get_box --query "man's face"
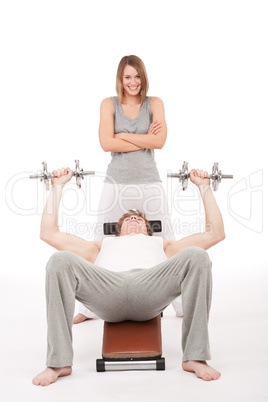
[119,215,149,236]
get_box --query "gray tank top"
[105,96,161,184]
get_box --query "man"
[33,166,225,386]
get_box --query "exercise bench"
[96,220,165,372]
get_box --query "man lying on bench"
[33,166,225,386]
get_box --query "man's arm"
[40,167,102,263]
[164,169,225,258]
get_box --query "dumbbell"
[167,162,233,191]
[29,160,95,190]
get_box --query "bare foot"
[73,313,92,324]
[32,366,72,386]
[182,360,221,381]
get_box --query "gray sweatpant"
[45,247,212,367]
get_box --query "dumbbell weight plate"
[76,176,81,188]
[211,163,220,191]
[181,161,189,191]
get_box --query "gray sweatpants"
[45,247,212,367]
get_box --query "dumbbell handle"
[167,173,184,178]
[167,173,233,179]
[206,173,233,179]
[29,170,95,179]
[53,170,95,178]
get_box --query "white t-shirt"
[94,233,167,271]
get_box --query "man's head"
[115,209,153,237]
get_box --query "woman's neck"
[122,93,142,105]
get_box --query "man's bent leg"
[45,250,128,368]
[45,251,77,367]
[125,247,212,362]
[180,248,212,362]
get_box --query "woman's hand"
[51,167,73,186]
[189,169,210,188]
[147,121,162,135]
[114,133,125,140]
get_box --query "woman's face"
[122,65,142,97]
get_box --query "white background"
[1,1,267,401]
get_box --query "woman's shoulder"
[149,96,164,106]
[101,97,115,105]
[100,97,115,112]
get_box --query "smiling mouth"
[128,86,139,90]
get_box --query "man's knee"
[180,247,212,271]
[46,250,74,275]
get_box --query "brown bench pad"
[102,315,162,359]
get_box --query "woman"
[74,55,182,323]
[95,54,175,240]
